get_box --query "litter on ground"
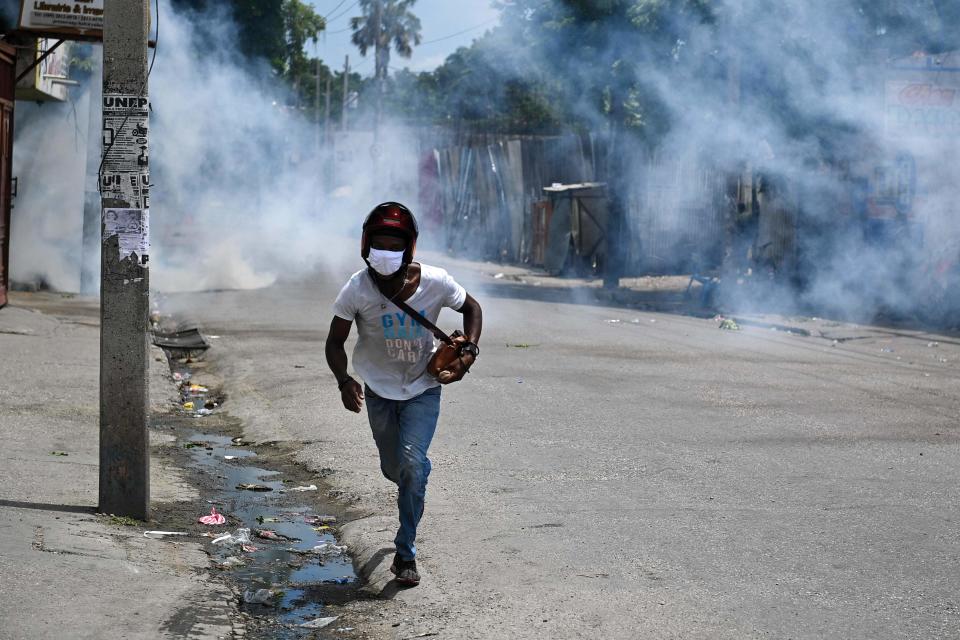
[243,588,276,605]
[255,529,300,542]
[300,616,339,629]
[198,507,226,526]
[719,318,740,331]
[219,556,246,568]
[211,528,252,546]
[280,484,317,493]
[143,531,188,539]
[237,483,273,492]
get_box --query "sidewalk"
[385,252,698,313]
[0,293,235,640]
[430,255,960,341]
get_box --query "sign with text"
[18,0,104,38]
[885,53,960,140]
[885,80,960,139]
[101,94,149,208]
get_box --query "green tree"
[282,0,326,82]
[171,0,287,73]
[424,31,565,133]
[350,0,422,126]
[233,0,287,72]
[170,0,324,90]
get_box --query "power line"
[322,0,348,19]
[419,17,498,45]
[326,0,360,24]
[323,9,500,73]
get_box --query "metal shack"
[540,182,608,276]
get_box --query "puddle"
[181,432,357,635]
[158,342,361,638]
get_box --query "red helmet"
[361,202,419,264]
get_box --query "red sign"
[897,84,956,107]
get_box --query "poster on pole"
[101,94,150,209]
[18,0,104,39]
[103,208,149,263]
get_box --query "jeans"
[365,384,441,560]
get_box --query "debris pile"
[718,317,740,331]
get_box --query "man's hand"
[326,317,362,412]
[443,292,481,386]
[340,379,364,412]
[437,353,475,385]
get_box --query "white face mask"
[367,247,405,276]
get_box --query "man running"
[325,202,483,587]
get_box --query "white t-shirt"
[332,264,467,401]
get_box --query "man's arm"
[325,316,364,412]
[438,293,482,384]
[459,293,483,346]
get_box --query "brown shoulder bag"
[389,296,466,378]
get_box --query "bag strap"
[374,275,455,346]
[393,297,456,347]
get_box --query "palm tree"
[350,0,422,129]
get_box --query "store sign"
[885,53,960,140]
[18,0,104,38]
[886,80,960,139]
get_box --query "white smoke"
[10,72,91,291]
[533,1,960,322]
[149,2,385,292]
[10,0,959,326]
[10,0,421,293]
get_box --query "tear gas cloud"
[147,1,419,291]
[9,0,960,325]
[441,1,958,323]
[11,0,418,293]
[547,0,959,322]
[645,1,959,322]
[11,95,90,291]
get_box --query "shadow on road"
[475,278,702,316]
[0,499,96,514]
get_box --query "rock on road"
[160,255,960,640]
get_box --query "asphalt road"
[160,254,960,640]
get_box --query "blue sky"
[306,0,502,74]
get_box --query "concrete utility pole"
[99,0,151,519]
[324,74,333,194]
[315,56,321,148]
[315,56,321,209]
[341,55,349,131]
[604,60,629,290]
[374,0,383,145]
[324,75,332,144]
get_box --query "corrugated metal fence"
[422,133,598,263]
[421,132,787,276]
[627,158,728,274]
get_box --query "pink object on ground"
[198,506,226,525]
[256,529,281,540]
